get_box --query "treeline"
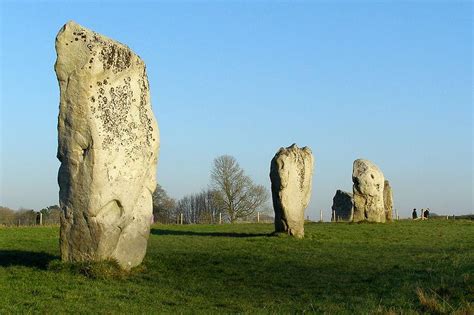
[153,187,217,224]
[153,155,271,224]
[153,186,272,224]
[428,213,474,220]
[0,205,60,226]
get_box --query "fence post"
[320,209,323,222]
[257,212,260,223]
[332,210,335,222]
[180,213,183,225]
[219,212,222,224]
[396,209,399,221]
[446,215,448,220]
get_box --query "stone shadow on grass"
[0,250,58,269]
[151,229,271,238]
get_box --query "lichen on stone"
[98,43,132,73]
[55,21,159,269]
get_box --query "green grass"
[0,220,473,314]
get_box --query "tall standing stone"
[331,190,353,221]
[352,159,385,222]
[270,144,314,238]
[55,21,159,269]
[383,180,393,222]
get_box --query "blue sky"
[0,1,472,219]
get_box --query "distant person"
[412,208,417,219]
[424,209,430,219]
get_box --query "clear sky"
[0,0,472,220]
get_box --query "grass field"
[0,220,473,314]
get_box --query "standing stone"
[270,144,314,238]
[352,159,385,222]
[331,190,353,221]
[55,21,159,269]
[383,180,393,222]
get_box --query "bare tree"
[211,155,268,223]
[152,184,176,224]
[14,208,37,226]
[175,189,219,224]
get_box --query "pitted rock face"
[55,21,159,269]
[352,159,385,222]
[383,180,393,221]
[270,144,314,238]
[331,190,353,221]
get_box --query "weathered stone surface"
[352,159,385,222]
[55,21,159,269]
[270,144,314,238]
[383,180,393,221]
[331,190,353,221]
